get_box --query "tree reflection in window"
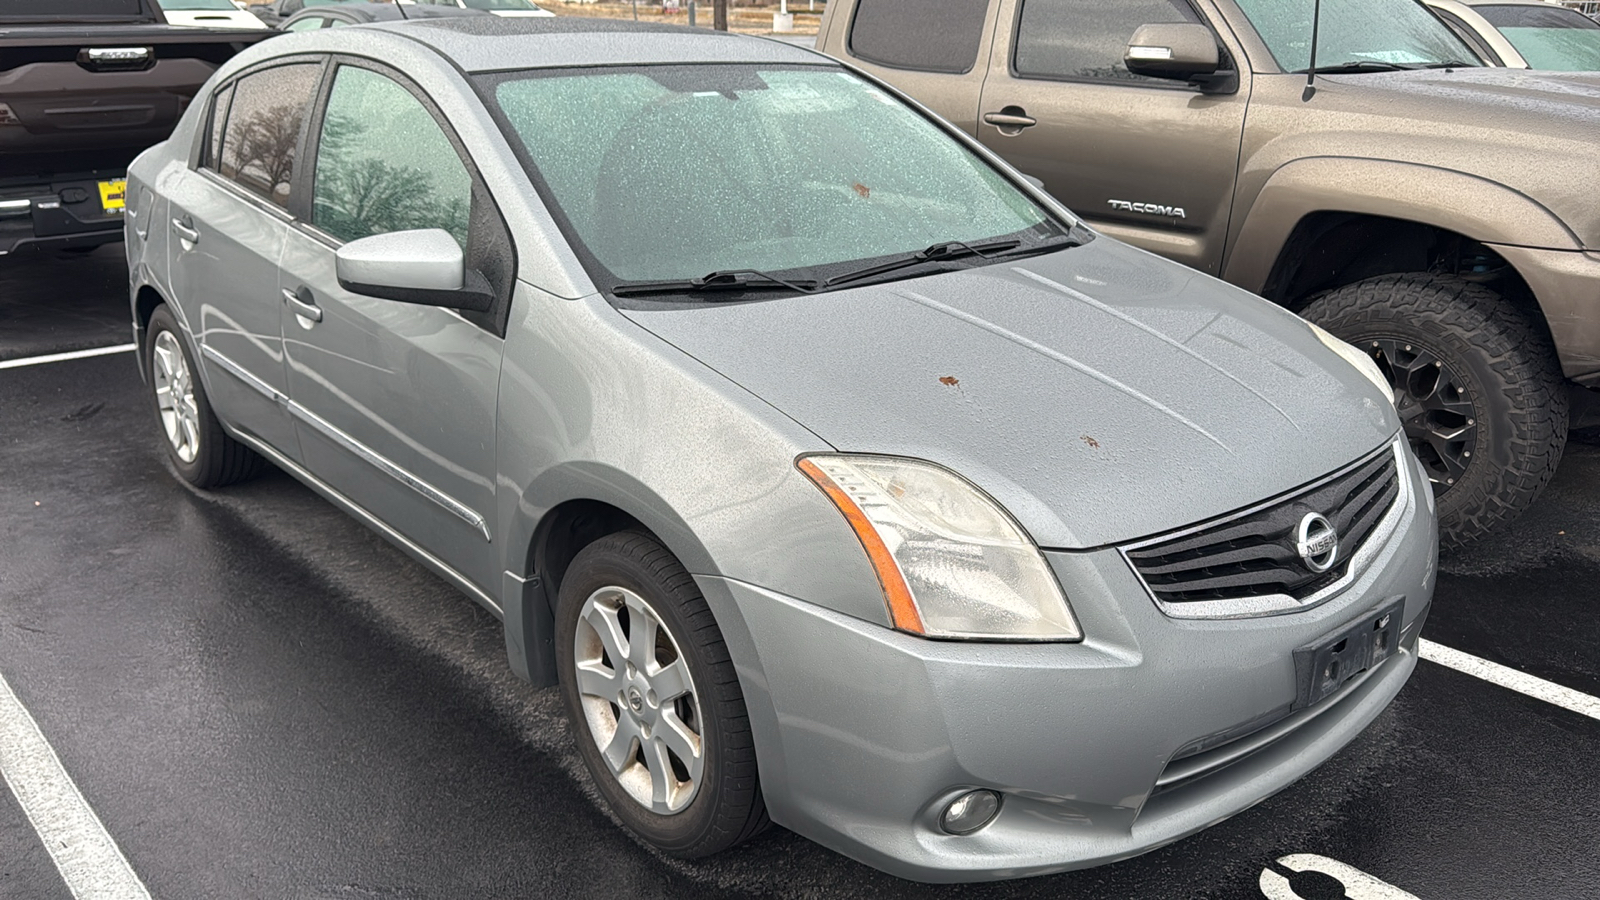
[312,67,472,248]
[217,64,320,207]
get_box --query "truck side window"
[215,63,322,209]
[849,0,989,74]
[1014,0,1201,83]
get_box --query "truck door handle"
[982,107,1038,134]
[282,287,323,323]
[171,217,200,244]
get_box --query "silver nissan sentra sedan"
[124,17,1437,882]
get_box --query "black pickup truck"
[0,0,274,256]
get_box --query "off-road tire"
[144,304,264,488]
[554,531,769,857]
[1300,273,1567,548]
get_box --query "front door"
[278,62,503,595]
[166,61,324,459]
[976,0,1249,275]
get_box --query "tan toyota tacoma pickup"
[818,0,1600,547]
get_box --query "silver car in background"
[124,18,1437,882]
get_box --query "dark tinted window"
[312,66,471,246]
[204,82,234,170]
[849,0,989,73]
[1478,5,1600,28]
[217,63,322,208]
[1014,0,1201,82]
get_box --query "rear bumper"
[697,447,1437,882]
[0,173,125,255]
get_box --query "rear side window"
[216,63,323,209]
[1014,0,1201,83]
[311,66,472,247]
[204,82,234,170]
[849,0,990,74]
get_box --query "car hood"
[621,239,1399,549]
[1323,68,1600,248]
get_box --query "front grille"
[1126,447,1399,606]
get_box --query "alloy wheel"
[152,330,201,464]
[1366,337,1477,493]
[572,585,705,815]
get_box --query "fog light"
[939,789,1001,835]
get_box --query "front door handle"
[982,107,1038,135]
[171,217,200,245]
[282,287,323,323]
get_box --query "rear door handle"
[171,217,200,244]
[282,287,323,323]
[982,108,1038,134]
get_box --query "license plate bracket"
[1293,597,1405,710]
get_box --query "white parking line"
[1421,638,1600,722]
[0,344,137,371]
[0,670,152,900]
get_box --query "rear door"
[976,0,1249,275]
[277,60,508,594]
[165,60,324,459]
[819,0,999,134]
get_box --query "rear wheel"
[555,531,768,857]
[1300,273,1568,548]
[144,304,263,488]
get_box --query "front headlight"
[798,455,1081,641]
[1308,320,1392,398]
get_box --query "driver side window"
[1014,0,1202,82]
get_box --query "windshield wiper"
[610,269,820,298]
[822,239,1023,289]
[1296,60,1414,74]
[1419,60,1475,69]
[989,232,1089,260]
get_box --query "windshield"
[1480,4,1600,70]
[481,65,1064,289]
[158,0,239,9]
[1234,0,1480,71]
[463,0,539,9]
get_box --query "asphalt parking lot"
[3,245,1598,899]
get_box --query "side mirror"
[1124,23,1222,82]
[335,228,494,313]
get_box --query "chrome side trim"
[200,344,491,543]
[228,427,502,618]
[287,398,493,543]
[1121,438,1412,620]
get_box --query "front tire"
[144,304,263,488]
[1300,273,1568,548]
[554,531,768,857]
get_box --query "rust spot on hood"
[939,376,959,387]
[1081,435,1100,449]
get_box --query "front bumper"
[698,448,1436,882]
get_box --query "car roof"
[365,15,830,73]
[1455,0,1581,6]
[282,2,485,24]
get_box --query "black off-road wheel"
[554,531,769,857]
[1300,273,1568,548]
[144,304,263,488]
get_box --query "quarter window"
[311,66,472,247]
[1014,0,1202,83]
[849,0,990,74]
[216,63,322,208]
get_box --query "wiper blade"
[822,239,1022,289]
[610,269,819,298]
[1296,60,1412,74]
[1419,60,1475,69]
[989,233,1089,260]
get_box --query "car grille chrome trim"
[200,343,492,543]
[1121,438,1410,620]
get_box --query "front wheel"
[554,531,768,857]
[1300,273,1568,548]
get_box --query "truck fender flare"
[1222,156,1582,293]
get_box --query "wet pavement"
[2,245,1598,899]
